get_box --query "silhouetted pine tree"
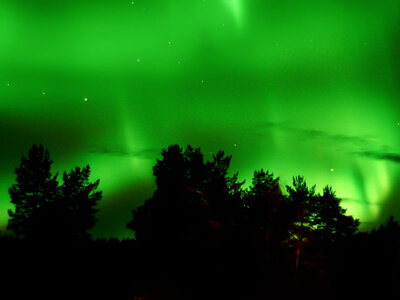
[8,144,59,239]
[127,144,246,298]
[244,169,290,263]
[311,186,359,244]
[7,145,101,242]
[127,144,244,244]
[56,165,101,241]
[286,176,316,272]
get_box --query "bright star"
[84,98,88,101]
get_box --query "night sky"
[1,0,400,238]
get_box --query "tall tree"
[8,144,59,238]
[57,165,102,241]
[128,145,206,243]
[127,145,247,298]
[286,176,316,272]
[127,145,244,244]
[244,169,289,262]
[8,145,102,242]
[311,186,359,243]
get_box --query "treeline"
[1,144,399,299]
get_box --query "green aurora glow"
[1,0,400,238]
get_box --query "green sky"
[1,0,400,238]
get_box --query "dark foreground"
[1,236,399,300]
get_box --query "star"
[233,143,237,147]
[42,92,46,95]
[330,168,334,172]
[177,61,181,64]
[201,80,204,84]
[137,59,140,62]
[84,98,88,102]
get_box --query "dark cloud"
[89,147,159,159]
[261,121,400,163]
[262,121,400,164]
[355,151,400,163]
[262,121,374,147]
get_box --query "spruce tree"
[8,144,59,238]
[8,145,102,242]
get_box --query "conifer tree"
[8,145,102,242]
[8,144,59,238]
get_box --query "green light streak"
[224,0,242,26]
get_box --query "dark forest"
[1,144,399,299]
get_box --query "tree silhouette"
[7,145,101,242]
[8,144,59,239]
[244,169,290,263]
[6,143,400,299]
[53,165,101,241]
[286,176,316,272]
[128,145,207,244]
[239,170,294,297]
[127,145,247,297]
[311,186,359,244]
[127,144,244,244]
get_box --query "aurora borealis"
[1,0,400,238]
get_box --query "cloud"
[89,147,159,159]
[355,151,400,163]
[262,121,374,147]
[262,121,400,164]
